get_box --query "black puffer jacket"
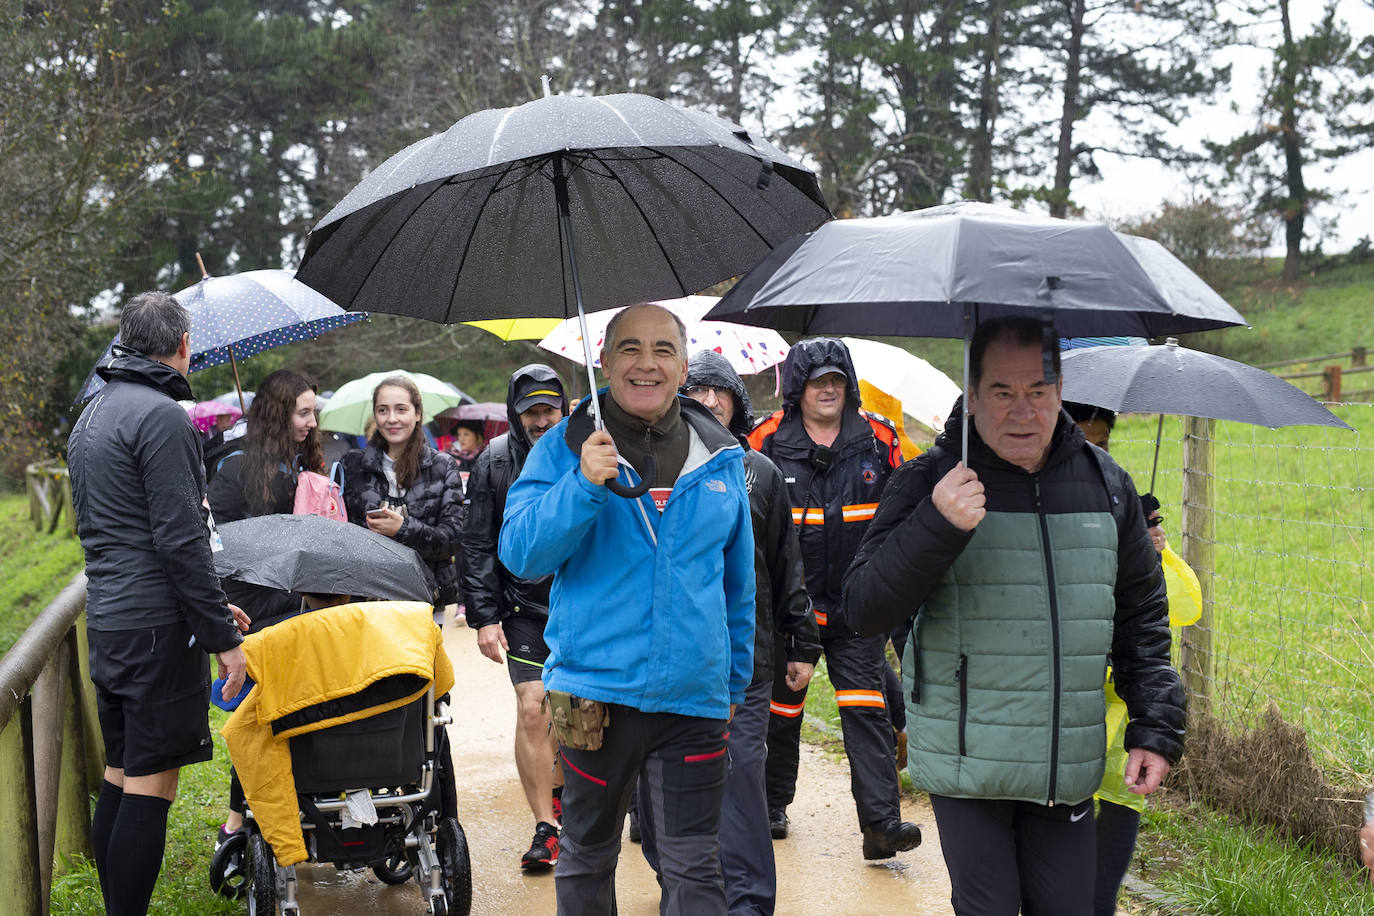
[462,365,569,629]
[842,401,1186,765]
[340,443,464,606]
[686,350,820,684]
[748,338,902,631]
[67,349,241,652]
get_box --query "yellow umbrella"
[463,318,563,341]
[859,380,923,462]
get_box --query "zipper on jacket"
[956,653,969,757]
[1034,477,1063,804]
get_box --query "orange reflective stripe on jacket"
[790,503,877,525]
[835,689,886,709]
[813,609,828,627]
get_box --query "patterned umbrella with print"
[76,259,368,408]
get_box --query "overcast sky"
[1074,0,1374,252]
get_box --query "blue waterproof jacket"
[498,392,755,719]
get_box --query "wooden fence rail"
[0,574,101,916]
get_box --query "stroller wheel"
[247,832,278,916]
[372,849,414,885]
[437,817,472,916]
[209,831,248,899]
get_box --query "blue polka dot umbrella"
[76,267,368,407]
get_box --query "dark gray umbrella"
[295,92,829,325]
[705,202,1245,337]
[214,514,436,603]
[1062,338,1353,492]
[705,201,1249,459]
[1061,339,1352,430]
[296,90,830,497]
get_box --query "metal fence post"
[0,699,45,916]
[1180,416,1216,715]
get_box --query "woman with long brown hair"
[340,375,464,624]
[206,368,322,861]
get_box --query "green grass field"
[1108,405,1373,779]
[0,491,85,655]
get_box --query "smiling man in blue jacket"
[499,303,755,916]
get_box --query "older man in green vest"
[842,316,1185,916]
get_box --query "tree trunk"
[1278,0,1305,282]
[1051,0,1086,218]
[966,0,1004,202]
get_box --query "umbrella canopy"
[76,269,368,404]
[538,296,790,375]
[213,390,255,409]
[317,369,471,435]
[214,514,436,603]
[295,92,830,323]
[187,400,242,434]
[1061,339,1353,430]
[1060,336,1148,350]
[705,202,1247,338]
[839,337,962,433]
[463,318,564,341]
[434,402,510,442]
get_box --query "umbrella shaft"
[554,154,603,431]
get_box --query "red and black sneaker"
[521,821,560,870]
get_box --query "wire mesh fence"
[1109,403,1372,788]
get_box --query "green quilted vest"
[903,508,1118,805]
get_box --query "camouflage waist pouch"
[545,691,610,751]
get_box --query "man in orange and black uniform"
[749,337,922,860]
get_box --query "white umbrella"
[317,370,469,435]
[538,296,789,376]
[841,337,962,433]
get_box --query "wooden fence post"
[0,700,45,916]
[1180,416,1216,715]
[55,627,94,875]
[1353,346,1367,367]
[30,647,67,902]
[1323,365,1342,402]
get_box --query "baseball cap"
[514,384,564,414]
[807,363,847,381]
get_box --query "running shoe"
[521,821,560,870]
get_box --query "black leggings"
[1093,800,1141,916]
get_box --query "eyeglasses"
[805,374,845,390]
[683,385,731,400]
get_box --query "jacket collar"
[359,441,435,472]
[96,347,194,402]
[565,390,738,457]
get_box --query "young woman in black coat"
[206,369,322,847]
[340,375,464,625]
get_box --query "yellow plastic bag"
[1162,543,1202,627]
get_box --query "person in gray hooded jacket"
[636,350,820,915]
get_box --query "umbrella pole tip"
[541,74,552,98]
[195,252,209,280]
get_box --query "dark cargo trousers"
[641,677,775,915]
[556,704,730,916]
[764,629,900,828]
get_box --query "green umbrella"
[317,369,469,435]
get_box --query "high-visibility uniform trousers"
[764,629,900,828]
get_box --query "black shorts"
[503,613,550,686]
[90,620,214,777]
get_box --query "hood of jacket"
[684,350,753,439]
[506,363,569,456]
[935,395,1086,476]
[96,345,194,402]
[779,337,861,413]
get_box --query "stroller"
[212,599,471,916]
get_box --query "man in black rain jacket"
[68,291,248,916]
[748,337,922,860]
[462,364,570,870]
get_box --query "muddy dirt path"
[293,621,954,915]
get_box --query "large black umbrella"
[1061,337,1353,491]
[295,90,830,496]
[705,201,1249,459]
[214,514,436,603]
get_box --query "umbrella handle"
[606,430,654,498]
